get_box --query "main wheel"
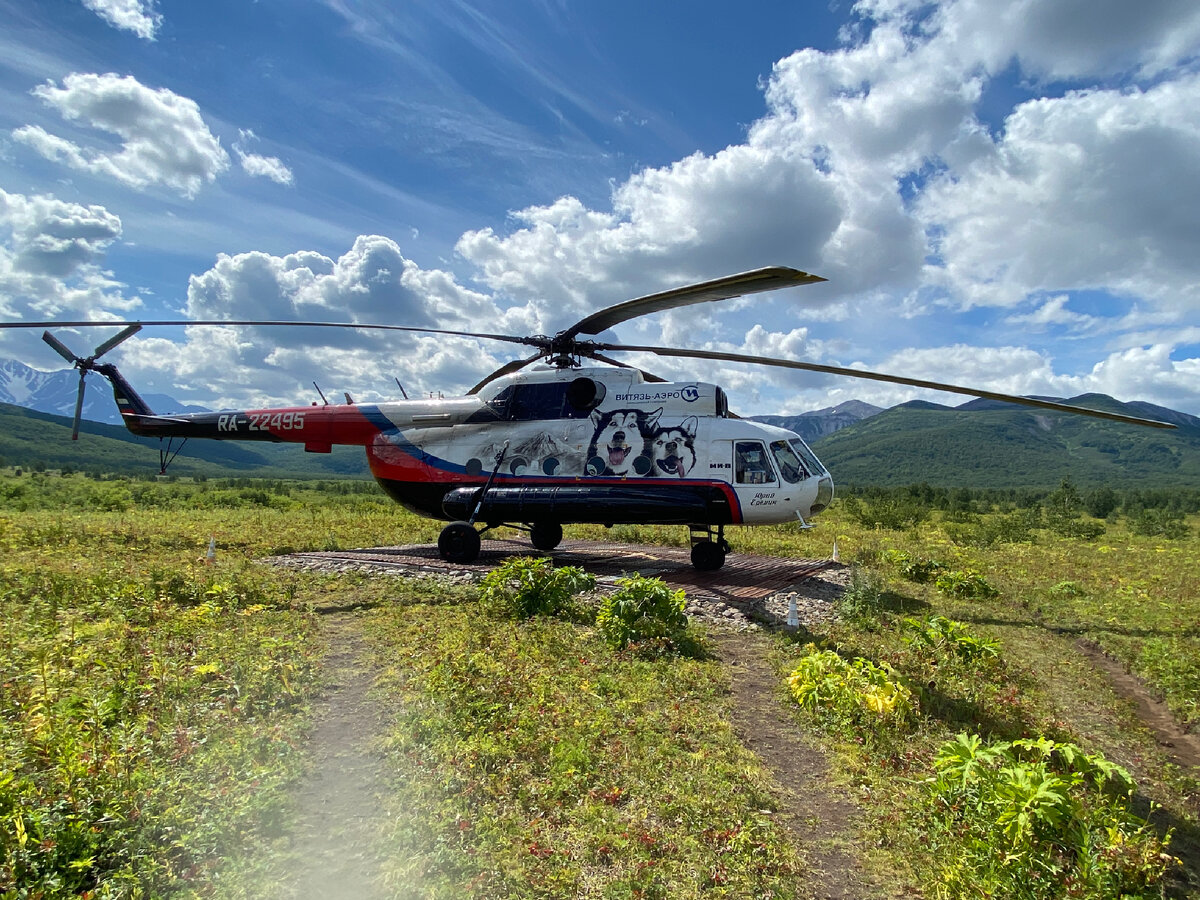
[690,539,726,571]
[438,521,481,564]
[529,522,563,552]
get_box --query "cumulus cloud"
[920,76,1200,310]
[444,0,1200,415]
[0,189,139,329]
[80,0,161,40]
[111,236,508,407]
[13,73,229,198]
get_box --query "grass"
[2,469,1199,898]
[366,600,805,898]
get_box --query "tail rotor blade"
[92,323,142,359]
[43,331,79,364]
[71,371,87,441]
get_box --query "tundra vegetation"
[0,469,1196,898]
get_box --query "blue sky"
[1,0,1198,417]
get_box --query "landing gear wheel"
[529,522,563,552]
[438,521,481,564]
[690,539,726,571]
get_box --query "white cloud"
[931,0,1200,80]
[1004,295,1101,333]
[13,73,229,198]
[0,189,139,333]
[113,237,509,407]
[232,129,295,186]
[920,76,1200,310]
[236,151,295,185]
[80,0,161,40]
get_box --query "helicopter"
[5,266,1175,570]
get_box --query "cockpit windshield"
[770,440,809,483]
[788,438,826,477]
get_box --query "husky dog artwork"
[585,408,661,476]
[649,417,698,477]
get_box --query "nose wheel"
[438,521,481,564]
[529,522,563,552]
[689,524,730,571]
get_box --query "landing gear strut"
[438,441,507,564]
[689,524,730,571]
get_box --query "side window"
[735,441,776,484]
[501,382,598,421]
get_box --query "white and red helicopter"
[6,267,1173,570]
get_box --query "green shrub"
[884,549,945,583]
[902,615,1001,662]
[1048,580,1087,600]
[934,568,998,599]
[1130,508,1191,540]
[479,557,595,619]
[843,494,930,530]
[928,733,1177,899]
[595,574,688,650]
[786,646,916,732]
[945,508,1040,547]
[836,566,887,619]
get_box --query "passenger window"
[735,441,776,484]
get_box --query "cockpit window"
[770,440,809,483]
[788,438,827,476]
[735,441,776,484]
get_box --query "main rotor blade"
[6,319,536,347]
[596,343,1177,430]
[71,371,87,441]
[42,330,79,364]
[587,351,669,384]
[562,266,825,339]
[92,323,143,358]
[468,351,546,395]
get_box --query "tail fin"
[94,362,155,418]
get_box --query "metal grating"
[288,539,836,606]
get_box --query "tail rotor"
[41,324,143,440]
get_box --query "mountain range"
[804,394,1200,489]
[0,358,209,425]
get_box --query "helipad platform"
[283,539,837,606]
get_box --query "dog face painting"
[585,408,661,476]
[649,417,698,477]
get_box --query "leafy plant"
[479,556,596,619]
[902,615,1001,662]
[786,646,916,732]
[884,549,945,582]
[934,568,998,600]
[595,574,688,651]
[928,733,1177,899]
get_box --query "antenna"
[313,381,329,405]
[344,391,356,405]
[395,377,409,400]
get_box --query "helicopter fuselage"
[111,364,834,530]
